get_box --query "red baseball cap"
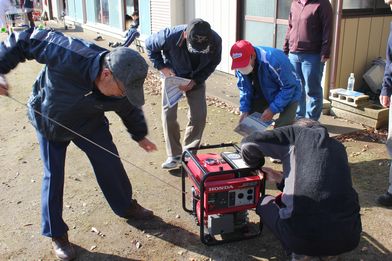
[230,40,255,70]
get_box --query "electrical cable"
[6,94,187,194]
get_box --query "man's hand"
[179,80,196,92]
[380,95,390,108]
[261,108,274,122]
[0,75,9,96]
[321,56,329,63]
[261,167,283,183]
[239,112,249,123]
[160,67,175,78]
[138,138,158,152]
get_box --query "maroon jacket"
[283,0,333,58]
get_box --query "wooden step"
[330,106,388,129]
[331,101,388,120]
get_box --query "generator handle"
[192,143,237,150]
[181,162,193,213]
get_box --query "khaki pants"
[162,83,207,157]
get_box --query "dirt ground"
[0,29,392,261]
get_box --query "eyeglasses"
[112,74,126,97]
[106,55,126,97]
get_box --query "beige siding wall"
[337,16,391,90]
[186,0,237,73]
[150,0,171,33]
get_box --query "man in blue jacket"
[230,40,301,127]
[378,0,392,207]
[145,18,222,169]
[0,28,157,260]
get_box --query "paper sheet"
[234,112,272,136]
[162,76,191,109]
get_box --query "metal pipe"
[328,0,343,96]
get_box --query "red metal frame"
[181,143,265,245]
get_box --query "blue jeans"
[37,118,133,237]
[387,97,392,194]
[289,53,325,120]
[123,28,140,47]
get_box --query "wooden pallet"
[329,88,369,107]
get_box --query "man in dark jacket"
[378,0,392,207]
[241,118,361,260]
[0,28,157,260]
[145,18,222,169]
[284,0,333,121]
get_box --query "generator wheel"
[204,234,215,243]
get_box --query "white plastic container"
[347,73,355,92]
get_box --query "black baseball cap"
[186,18,212,51]
[106,47,148,107]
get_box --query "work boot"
[51,233,76,261]
[161,155,181,169]
[124,199,154,220]
[377,192,392,207]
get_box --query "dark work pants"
[37,119,133,237]
[256,195,293,255]
[122,28,140,47]
[257,195,359,257]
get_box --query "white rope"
[6,95,186,194]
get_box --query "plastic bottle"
[347,73,355,92]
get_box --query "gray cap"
[106,47,148,107]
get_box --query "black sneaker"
[111,42,122,48]
[377,192,392,207]
[93,34,103,41]
[124,199,154,220]
[52,233,76,260]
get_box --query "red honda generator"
[181,143,265,245]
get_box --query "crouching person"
[241,118,362,261]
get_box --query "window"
[343,0,391,16]
[95,0,109,25]
[126,0,139,15]
[241,0,290,49]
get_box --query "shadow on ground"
[350,232,392,261]
[127,214,286,260]
[350,158,391,207]
[323,123,363,137]
[72,244,138,261]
